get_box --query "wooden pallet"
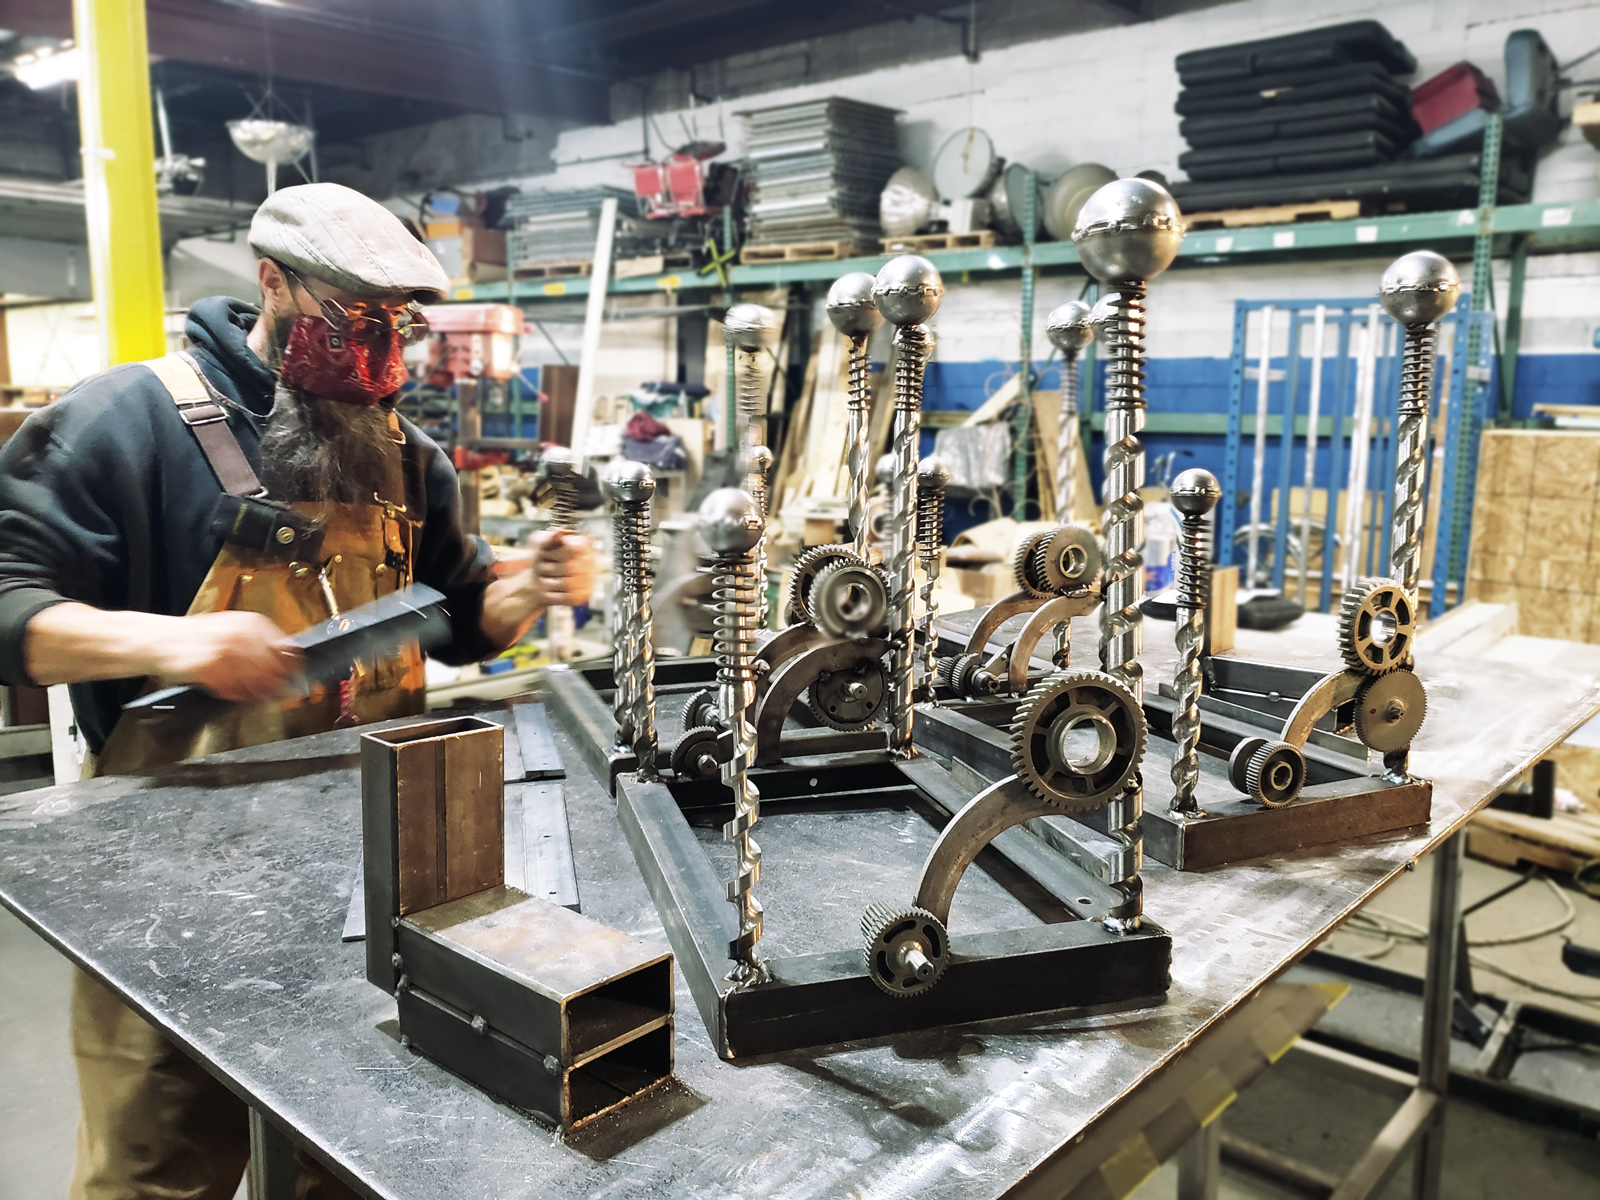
[739,240,875,265]
[1183,200,1361,231]
[614,252,696,279]
[1468,807,1600,875]
[511,260,592,280]
[881,229,997,253]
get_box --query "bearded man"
[0,183,596,1198]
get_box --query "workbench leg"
[1176,1119,1220,1200]
[1413,832,1463,1200]
[247,1107,297,1200]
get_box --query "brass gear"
[809,560,890,641]
[1354,670,1427,753]
[670,725,722,780]
[807,659,888,730]
[783,544,861,626]
[681,687,718,732]
[861,902,949,998]
[1244,741,1306,808]
[1012,531,1055,598]
[1010,668,1146,812]
[1339,579,1416,675]
[1034,523,1104,592]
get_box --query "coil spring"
[1175,518,1210,611]
[893,324,932,409]
[615,504,652,596]
[748,471,768,516]
[916,486,944,565]
[1102,289,1148,405]
[1397,324,1437,416]
[549,485,576,533]
[737,347,764,423]
[712,557,762,689]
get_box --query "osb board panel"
[1467,429,1600,643]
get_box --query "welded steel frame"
[612,752,1170,1060]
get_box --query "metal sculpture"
[603,460,659,780]
[1166,468,1220,818]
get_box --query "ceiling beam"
[542,0,774,47]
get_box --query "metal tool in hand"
[724,304,778,628]
[536,445,581,662]
[700,488,770,984]
[1167,469,1220,817]
[872,255,943,756]
[916,456,950,704]
[603,460,659,780]
[123,584,450,723]
[1044,300,1093,525]
[1075,177,1184,928]
[826,272,884,561]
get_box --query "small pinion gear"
[784,544,861,626]
[1034,523,1104,592]
[670,725,722,780]
[1339,579,1416,675]
[1012,531,1056,598]
[861,901,950,998]
[938,651,990,699]
[1244,740,1306,808]
[1010,668,1146,812]
[1354,670,1427,753]
[681,687,718,732]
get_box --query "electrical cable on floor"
[1334,876,1600,1007]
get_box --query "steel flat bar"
[1326,1088,1438,1200]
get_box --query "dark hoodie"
[0,296,496,752]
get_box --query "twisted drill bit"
[603,461,659,778]
[827,272,884,562]
[699,488,769,983]
[536,446,581,663]
[872,255,944,757]
[916,456,950,703]
[1167,469,1221,817]
[1075,177,1184,929]
[724,305,777,628]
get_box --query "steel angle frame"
[613,753,1170,1060]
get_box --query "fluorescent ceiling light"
[13,43,81,90]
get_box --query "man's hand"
[479,531,599,650]
[155,611,303,701]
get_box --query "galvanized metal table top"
[0,616,1594,1200]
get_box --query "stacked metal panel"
[740,98,899,247]
[504,187,642,269]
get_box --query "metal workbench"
[0,615,1594,1200]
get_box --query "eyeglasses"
[280,263,431,344]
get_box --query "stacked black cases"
[1166,21,1521,215]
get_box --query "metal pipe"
[699,488,768,983]
[1168,469,1220,817]
[1299,306,1327,604]
[602,461,659,779]
[872,256,944,757]
[826,273,883,562]
[1074,177,1184,928]
[1413,832,1464,1199]
[1248,305,1273,588]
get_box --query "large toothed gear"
[861,902,950,998]
[1244,740,1306,808]
[1010,668,1146,812]
[809,560,890,641]
[1339,579,1416,675]
[1035,523,1103,592]
[1013,531,1056,598]
[1354,670,1427,753]
[670,725,722,781]
[808,659,888,730]
[784,544,862,626]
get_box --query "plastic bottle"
[1142,497,1179,593]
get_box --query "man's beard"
[258,382,398,504]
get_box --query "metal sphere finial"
[697,487,763,553]
[744,443,774,474]
[1088,294,1119,344]
[872,255,944,326]
[601,458,655,504]
[1169,468,1221,518]
[1379,251,1461,326]
[538,445,579,481]
[874,452,898,488]
[918,454,951,491]
[826,272,883,340]
[1045,300,1094,355]
[1072,178,1185,285]
[724,303,778,352]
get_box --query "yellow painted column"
[73,0,166,368]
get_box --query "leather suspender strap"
[142,353,264,497]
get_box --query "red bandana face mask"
[279,315,408,405]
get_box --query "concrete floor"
[3,861,1598,1199]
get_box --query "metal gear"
[670,725,722,781]
[681,687,718,732]
[783,544,861,626]
[1034,523,1104,592]
[1012,531,1055,598]
[809,560,890,641]
[1228,736,1268,794]
[1010,668,1146,812]
[861,901,950,998]
[938,651,995,699]
[807,659,888,730]
[1354,670,1427,753]
[1339,579,1416,675]
[1244,741,1306,808]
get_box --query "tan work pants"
[69,971,357,1200]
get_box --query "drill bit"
[916,456,951,703]
[724,305,778,628]
[603,460,659,778]
[1075,177,1184,929]
[1167,469,1221,817]
[826,272,884,562]
[535,445,581,663]
[872,256,943,756]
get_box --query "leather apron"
[94,354,426,776]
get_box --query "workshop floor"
[3,860,1597,1200]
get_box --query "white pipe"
[570,195,618,468]
[1299,305,1326,601]
[1342,306,1380,590]
[1247,305,1273,589]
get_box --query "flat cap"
[248,182,451,303]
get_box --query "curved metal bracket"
[753,637,890,765]
[962,592,1047,655]
[1004,592,1100,692]
[755,624,831,694]
[1281,668,1364,749]
[913,774,1057,924]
